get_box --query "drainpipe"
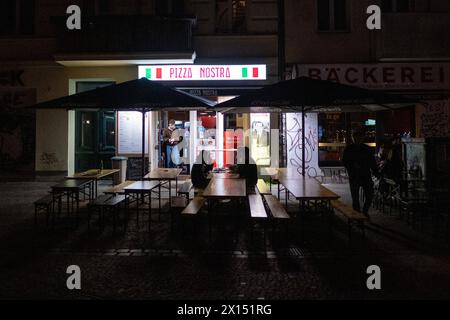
[277,0,286,167]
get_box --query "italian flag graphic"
[242,67,259,78]
[145,68,163,79]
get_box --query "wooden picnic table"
[123,180,161,232]
[279,177,340,201]
[51,179,94,225]
[278,176,340,240]
[261,167,304,197]
[144,168,183,210]
[203,177,247,198]
[66,169,119,199]
[202,177,247,240]
[207,172,240,179]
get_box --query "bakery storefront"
[287,62,450,173]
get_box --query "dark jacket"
[191,163,213,189]
[342,143,379,183]
[237,163,258,187]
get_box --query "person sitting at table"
[236,146,258,188]
[191,150,213,189]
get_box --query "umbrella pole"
[302,106,306,177]
[142,109,146,178]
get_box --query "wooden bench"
[248,194,268,250]
[178,180,193,200]
[263,194,290,244]
[88,195,126,232]
[194,187,204,197]
[181,197,206,216]
[256,179,271,195]
[34,194,58,227]
[264,195,290,219]
[170,196,189,232]
[331,200,368,241]
[180,197,206,236]
[248,194,268,219]
[103,180,135,195]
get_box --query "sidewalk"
[0,180,449,299]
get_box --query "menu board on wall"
[117,111,149,155]
[286,113,321,177]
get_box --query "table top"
[52,179,92,190]
[144,168,183,180]
[66,169,120,180]
[123,180,161,192]
[203,178,247,198]
[207,172,240,179]
[260,167,304,180]
[279,177,340,200]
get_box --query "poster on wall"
[250,113,270,165]
[286,113,321,177]
[421,100,450,138]
[117,111,149,155]
[403,139,426,180]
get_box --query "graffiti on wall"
[0,69,36,175]
[286,113,321,177]
[421,100,450,138]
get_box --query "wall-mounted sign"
[293,63,450,90]
[138,65,267,81]
[117,111,149,155]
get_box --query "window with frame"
[0,0,35,36]
[215,0,247,34]
[317,0,349,32]
[381,0,411,12]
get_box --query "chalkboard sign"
[127,157,149,180]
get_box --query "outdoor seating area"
[31,161,450,250]
[32,165,368,248]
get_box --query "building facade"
[284,0,450,180]
[0,0,279,178]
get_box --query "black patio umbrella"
[33,78,216,177]
[212,76,416,176]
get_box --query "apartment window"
[0,0,35,36]
[317,0,349,32]
[381,0,411,12]
[215,0,247,34]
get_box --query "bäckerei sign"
[293,63,450,90]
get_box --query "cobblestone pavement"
[0,179,450,299]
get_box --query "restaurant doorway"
[74,81,116,172]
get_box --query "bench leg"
[34,206,38,228]
[348,220,352,246]
[148,192,152,233]
[263,221,267,255]
[208,200,212,242]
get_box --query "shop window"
[215,0,247,34]
[318,112,377,166]
[381,0,411,12]
[317,0,349,32]
[0,0,35,36]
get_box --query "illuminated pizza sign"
[138,65,267,81]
